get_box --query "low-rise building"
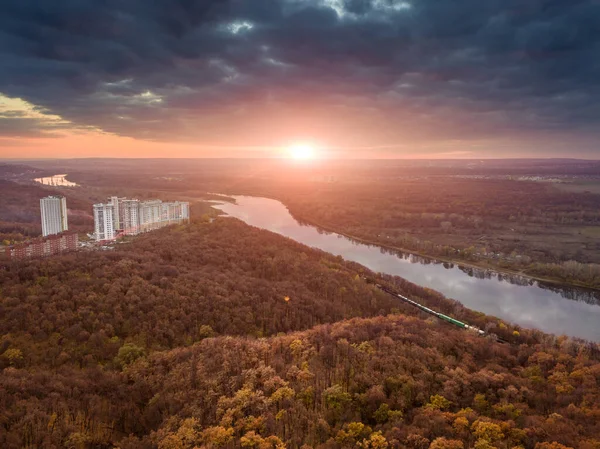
[3,232,78,260]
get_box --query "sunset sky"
[1,0,599,159]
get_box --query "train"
[365,277,508,343]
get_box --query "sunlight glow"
[288,143,316,160]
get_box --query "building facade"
[93,197,189,241]
[110,196,123,230]
[40,196,68,237]
[3,232,78,260]
[120,199,140,234]
[93,203,115,241]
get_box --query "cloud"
[0,0,599,152]
[0,94,82,138]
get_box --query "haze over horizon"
[1,0,599,159]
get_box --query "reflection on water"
[214,195,600,342]
[377,245,600,306]
[34,174,78,187]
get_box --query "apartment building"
[40,196,68,237]
[3,232,78,260]
[120,199,141,234]
[93,203,115,241]
[93,197,189,241]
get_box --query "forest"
[1,218,599,449]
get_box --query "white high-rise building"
[120,199,140,234]
[110,196,122,230]
[165,201,189,221]
[93,203,115,241]
[139,200,163,233]
[93,197,189,241]
[40,196,68,237]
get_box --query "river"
[34,174,78,187]
[214,195,600,342]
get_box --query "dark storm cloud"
[0,117,64,138]
[0,0,599,146]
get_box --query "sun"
[288,143,316,160]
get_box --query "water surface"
[34,174,78,187]
[214,195,600,341]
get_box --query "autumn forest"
[1,218,600,449]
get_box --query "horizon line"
[3,156,600,162]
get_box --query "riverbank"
[286,210,600,293]
[212,194,600,340]
[208,192,600,292]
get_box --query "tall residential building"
[110,196,122,230]
[139,200,163,233]
[93,203,115,241]
[40,196,68,237]
[120,199,140,234]
[93,197,189,241]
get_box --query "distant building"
[3,232,78,260]
[93,203,115,241]
[120,199,141,234]
[110,196,123,230]
[139,199,163,233]
[93,197,189,241]
[40,196,68,237]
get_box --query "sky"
[0,0,599,159]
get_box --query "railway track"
[366,278,509,344]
